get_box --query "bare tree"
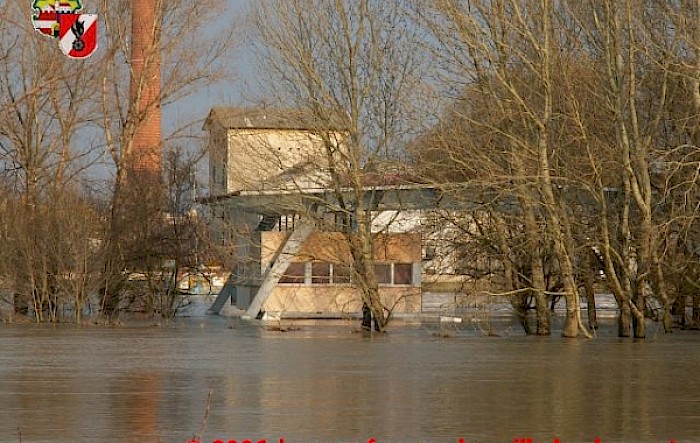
[418,0,592,337]
[0,0,236,321]
[651,0,700,329]
[248,0,428,331]
[557,0,684,337]
[416,0,700,338]
[0,0,102,322]
[95,0,236,317]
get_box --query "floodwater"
[0,316,699,443]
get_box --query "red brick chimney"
[130,0,161,176]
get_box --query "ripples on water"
[0,317,699,443]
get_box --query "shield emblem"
[32,1,83,38]
[58,13,98,59]
[32,11,60,37]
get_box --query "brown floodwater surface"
[0,317,698,443]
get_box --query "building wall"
[371,210,423,233]
[261,232,422,267]
[261,286,420,314]
[208,124,228,195]
[260,232,422,315]
[224,129,335,193]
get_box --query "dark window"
[279,262,306,284]
[332,263,351,284]
[423,245,436,260]
[312,262,331,284]
[394,263,413,285]
[335,212,350,232]
[374,263,392,284]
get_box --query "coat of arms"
[31,0,98,59]
[32,0,83,37]
[58,13,98,59]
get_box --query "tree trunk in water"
[532,261,550,335]
[633,292,646,338]
[693,296,700,330]
[662,308,673,333]
[563,306,578,338]
[493,214,539,335]
[619,303,631,337]
[362,302,372,331]
[511,294,532,335]
[632,315,646,338]
[348,192,388,331]
[514,189,550,335]
[583,268,598,330]
[101,235,125,317]
[101,175,128,317]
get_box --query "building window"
[374,264,392,284]
[332,263,352,284]
[423,245,436,261]
[279,262,306,284]
[311,262,352,284]
[335,212,350,232]
[372,263,415,285]
[311,262,331,284]
[279,262,414,286]
[394,263,413,285]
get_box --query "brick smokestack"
[130,0,161,177]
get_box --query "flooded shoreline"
[1,316,699,442]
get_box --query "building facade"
[204,107,425,318]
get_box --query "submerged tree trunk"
[672,295,687,328]
[619,303,632,338]
[583,256,598,330]
[512,164,550,335]
[632,290,646,338]
[361,302,372,331]
[511,294,532,335]
[350,219,387,332]
[531,254,550,335]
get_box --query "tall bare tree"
[0,0,102,322]
[417,0,700,338]
[95,0,235,317]
[418,0,592,337]
[249,0,428,331]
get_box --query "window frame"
[279,262,307,284]
[393,263,413,285]
[311,261,331,284]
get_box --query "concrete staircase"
[244,216,316,319]
[206,265,238,315]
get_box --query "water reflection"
[0,319,699,442]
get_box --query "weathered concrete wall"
[225,129,331,192]
[262,286,421,314]
[208,124,228,195]
[260,232,422,315]
[260,232,422,267]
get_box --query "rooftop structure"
[204,107,345,196]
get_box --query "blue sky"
[161,0,256,186]
[163,0,257,141]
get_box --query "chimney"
[130,0,161,177]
